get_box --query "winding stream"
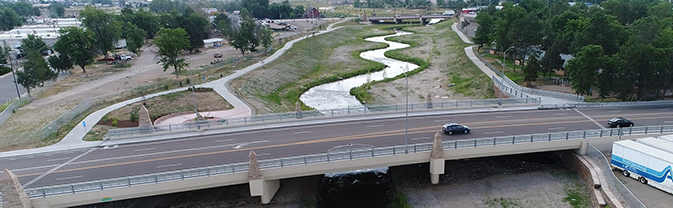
[299,31,419,111]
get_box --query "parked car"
[608,117,634,128]
[442,123,470,135]
[214,53,223,58]
[97,57,115,62]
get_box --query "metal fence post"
[154,175,158,183]
[645,127,648,134]
[661,126,664,133]
[583,131,586,138]
[181,172,184,180]
[474,140,477,147]
[347,106,350,115]
[304,156,307,165]
[530,135,534,143]
[548,134,552,141]
[127,178,131,187]
[566,132,569,140]
[331,109,334,116]
[493,138,496,146]
[454,141,458,149]
[169,125,172,131]
[600,130,603,137]
[100,181,103,190]
[71,185,75,194]
[364,106,367,114]
[42,188,46,197]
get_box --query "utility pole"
[3,40,21,99]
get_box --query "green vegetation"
[485,197,521,208]
[390,190,412,208]
[563,184,592,208]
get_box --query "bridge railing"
[20,125,673,201]
[105,97,539,139]
[539,100,673,109]
[476,52,584,102]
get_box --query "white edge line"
[294,131,314,134]
[574,108,607,130]
[366,124,384,128]
[46,157,71,162]
[410,137,428,141]
[134,148,156,152]
[482,131,504,135]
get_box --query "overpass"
[365,15,453,24]
[2,104,673,207]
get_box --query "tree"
[149,0,184,13]
[122,22,147,54]
[17,51,57,97]
[259,27,272,55]
[473,11,494,49]
[53,27,97,73]
[574,10,624,55]
[48,54,72,74]
[183,14,209,52]
[132,8,160,39]
[10,2,40,17]
[0,7,22,31]
[242,0,269,18]
[154,28,190,78]
[565,45,605,96]
[647,1,673,20]
[79,6,122,57]
[523,55,541,87]
[21,35,49,55]
[540,44,564,78]
[48,3,65,18]
[215,14,234,38]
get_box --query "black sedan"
[442,123,471,135]
[608,117,634,128]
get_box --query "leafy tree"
[183,14,209,52]
[17,51,57,97]
[48,3,65,18]
[566,45,605,96]
[523,55,541,87]
[53,27,97,73]
[601,0,648,26]
[473,11,494,49]
[215,14,234,38]
[0,7,22,31]
[294,5,305,17]
[0,45,7,65]
[259,27,272,55]
[509,11,543,71]
[149,0,184,13]
[574,10,625,55]
[242,0,269,18]
[540,44,564,78]
[122,22,147,54]
[80,6,123,57]
[133,8,160,39]
[647,1,673,20]
[21,35,49,55]
[10,2,40,17]
[48,54,72,74]
[154,28,190,78]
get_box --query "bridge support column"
[1,169,34,208]
[429,132,445,184]
[248,151,280,204]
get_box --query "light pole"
[3,40,21,99]
[403,66,409,154]
[500,46,514,106]
[188,68,200,129]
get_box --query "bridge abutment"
[1,169,34,208]
[429,132,445,184]
[248,150,280,204]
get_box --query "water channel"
[299,31,419,111]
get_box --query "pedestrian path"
[451,21,578,105]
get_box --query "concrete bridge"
[365,15,453,24]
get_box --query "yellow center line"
[18,114,673,177]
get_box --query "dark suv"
[442,123,471,135]
[608,117,634,128]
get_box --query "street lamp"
[3,40,21,99]
[188,68,200,129]
[500,46,514,106]
[403,66,409,154]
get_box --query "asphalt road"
[0,71,27,102]
[1,105,672,188]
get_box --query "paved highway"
[1,105,672,188]
[0,70,27,102]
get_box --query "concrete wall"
[29,139,584,208]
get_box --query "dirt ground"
[366,21,495,105]
[0,19,335,148]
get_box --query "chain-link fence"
[0,97,31,126]
[586,144,646,208]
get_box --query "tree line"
[473,0,673,101]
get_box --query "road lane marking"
[56,175,83,181]
[433,120,450,123]
[47,157,71,162]
[215,139,236,143]
[45,154,51,156]
[553,113,568,115]
[134,148,156,152]
[482,131,503,135]
[157,163,182,169]
[366,124,384,128]
[574,109,607,130]
[294,131,314,135]
[411,137,429,141]
[234,140,269,149]
[23,148,97,187]
[496,116,511,118]
[608,111,622,113]
[664,121,673,123]
[256,153,271,156]
[658,108,670,111]
[18,114,673,178]
[548,127,566,131]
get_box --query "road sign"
[82,121,87,132]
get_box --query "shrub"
[186,79,190,84]
[112,118,118,126]
[130,112,139,122]
[0,66,11,76]
[163,84,169,90]
[179,81,183,87]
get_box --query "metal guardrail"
[105,97,540,139]
[476,52,585,102]
[19,125,673,200]
[539,100,673,109]
[586,144,646,208]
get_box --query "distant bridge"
[366,15,453,23]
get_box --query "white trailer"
[611,140,673,194]
[636,137,673,154]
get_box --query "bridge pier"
[429,133,445,184]
[248,150,280,204]
[1,169,34,208]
